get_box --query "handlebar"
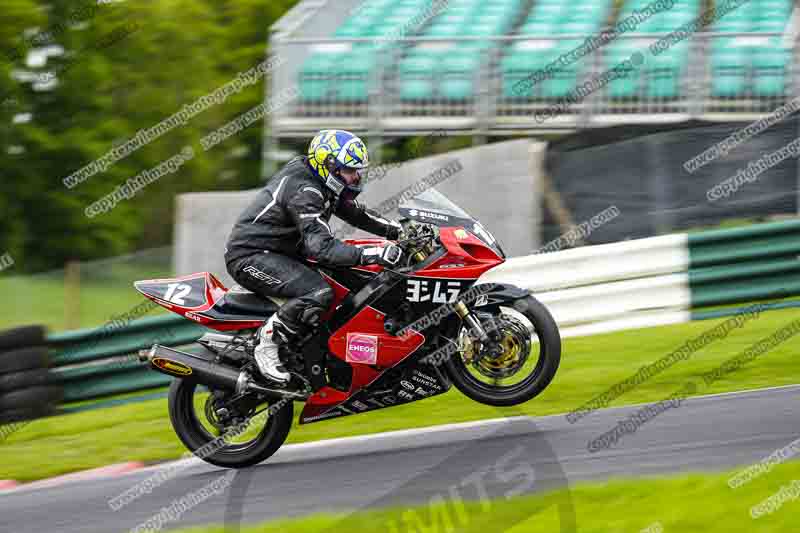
[394,219,439,270]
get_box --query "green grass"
[2,307,800,482]
[166,460,800,532]
[0,256,169,332]
[0,275,166,332]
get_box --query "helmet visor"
[339,166,364,188]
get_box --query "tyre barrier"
[0,326,61,425]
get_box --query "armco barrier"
[46,219,800,405]
[479,219,800,338]
[49,314,204,403]
[688,220,800,310]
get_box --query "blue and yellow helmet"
[306,129,369,197]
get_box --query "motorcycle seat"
[219,285,285,317]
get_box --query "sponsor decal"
[474,294,490,307]
[412,370,442,391]
[398,390,415,400]
[184,311,204,323]
[408,208,449,222]
[412,370,436,382]
[350,400,369,411]
[243,265,282,285]
[438,262,466,269]
[163,283,193,305]
[345,333,379,364]
[152,357,193,376]
[454,229,469,239]
[407,279,462,303]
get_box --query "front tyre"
[445,295,561,407]
[168,379,293,468]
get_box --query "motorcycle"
[134,188,561,468]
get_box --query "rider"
[225,130,404,383]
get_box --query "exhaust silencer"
[139,344,307,400]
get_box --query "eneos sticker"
[345,333,378,364]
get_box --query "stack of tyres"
[0,326,63,423]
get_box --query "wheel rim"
[183,382,277,454]
[455,306,547,395]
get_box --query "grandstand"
[268,0,798,138]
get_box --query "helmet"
[306,130,369,198]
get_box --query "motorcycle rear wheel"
[445,295,561,407]
[168,378,293,468]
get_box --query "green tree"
[1,0,297,271]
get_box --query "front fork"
[454,301,503,363]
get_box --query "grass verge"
[167,460,800,532]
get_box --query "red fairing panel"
[328,306,425,390]
[134,272,264,331]
[319,272,351,320]
[414,227,503,279]
[300,306,425,418]
[135,272,224,313]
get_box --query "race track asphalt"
[0,385,797,533]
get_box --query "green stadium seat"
[646,43,687,99]
[440,52,480,100]
[334,25,365,38]
[501,0,613,100]
[427,23,462,37]
[711,47,749,97]
[501,51,539,98]
[758,0,792,19]
[442,52,481,73]
[440,78,474,100]
[532,4,567,19]
[439,14,470,25]
[400,79,435,100]
[400,54,437,73]
[570,11,601,24]
[755,19,786,32]
[753,45,789,96]
[466,24,497,36]
[519,21,555,35]
[299,51,341,102]
[332,49,376,102]
[398,53,438,101]
[715,19,753,32]
[336,79,370,101]
[605,46,640,98]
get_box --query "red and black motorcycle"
[135,189,561,468]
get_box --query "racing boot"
[253,314,292,383]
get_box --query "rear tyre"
[168,378,293,468]
[445,295,561,407]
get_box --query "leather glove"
[386,220,403,241]
[360,243,403,267]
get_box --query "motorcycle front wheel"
[168,378,293,468]
[445,295,561,407]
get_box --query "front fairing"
[398,189,505,258]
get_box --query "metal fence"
[268,31,799,137]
